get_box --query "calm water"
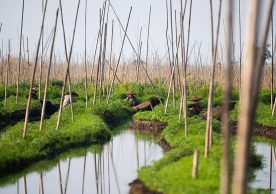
[0,130,163,194]
[250,142,276,193]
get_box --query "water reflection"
[250,142,276,193]
[0,130,163,194]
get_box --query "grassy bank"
[0,99,131,177]
[133,105,261,194]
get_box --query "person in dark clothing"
[188,96,203,115]
[26,88,38,99]
[126,91,140,107]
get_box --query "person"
[63,92,79,107]
[26,87,38,99]
[188,96,203,115]
[126,91,140,107]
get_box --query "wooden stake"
[192,150,199,178]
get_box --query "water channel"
[0,126,275,194]
[0,129,163,194]
[250,142,276,193]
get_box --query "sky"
[0,0,275,65]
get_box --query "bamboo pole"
[169,0,175,110]
[56,0,81,130]
[204,0,222,157]
[39,9,59,132]
[220,0,233,193]
[39,0,45,100]
[145,6,151,80]
[178,0,188,121]
[93,10,103,106]
[84,0,88,108]
[238,0,242,101]
[16,0,25,104]
[183,0,192,137]
[232,1,274,193]
[271,13,274,109]
[107,20,114,94]
[192,150,199,178]
[22,0,48,139]
[4,40,10,107]
[136,28,142,82]
[91,28,100,84]
[99,23,108,103]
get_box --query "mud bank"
[129,179,162,194]
[231,121,276,139]
[131,119,171,151]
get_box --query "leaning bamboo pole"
[204,0,222,157]
[39,9,59,132]
[106,7,132,104]
[232,1,274,193]
[16,0,25,104]
[39,0,45,100]
[108,0,163,106]
[56,0,81,130]
[22,0,48,139]
[93,10,103,106]
[183,0,192,137]
[220,0,233,193]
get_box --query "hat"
[127,91,136,95]
[66,91,79,96]
[189,96,201,101]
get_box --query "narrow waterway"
[250,142,276,193]
[0,129,163,194]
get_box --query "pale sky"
[0,0,275,65]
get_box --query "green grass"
[0,96,40,114]
[0,99,133,177]
[134,103,262,194]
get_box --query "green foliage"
[0,96,40,114]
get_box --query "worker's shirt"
[63,95,75,107]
